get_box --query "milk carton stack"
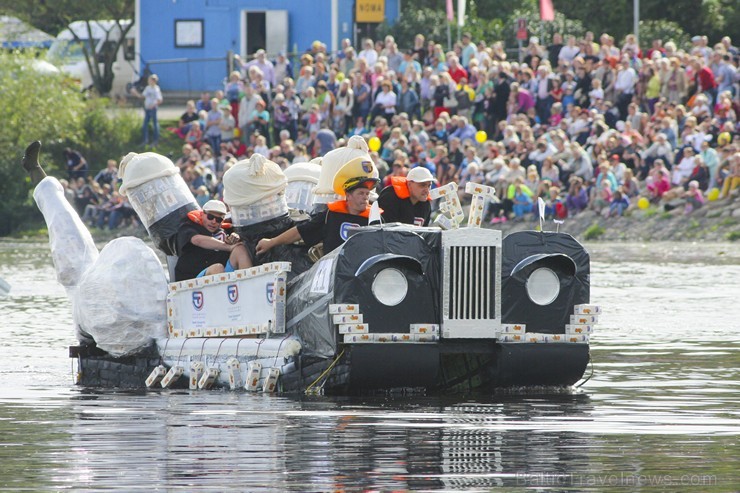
[564,304,600,343]
[495,303,600,344]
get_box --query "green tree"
[0,0,135,96]
[0,52,86,234]
[376,8,451,49]
[638,20,691,53]
[400,0,738,47]
[0,51,142,235]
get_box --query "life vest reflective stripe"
[390,176,411,199]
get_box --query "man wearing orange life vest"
[174,200,252,281]
[255,157,381,256]
[376,166,434,226]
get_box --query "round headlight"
[525,267,560,305]
[371,268,408,306]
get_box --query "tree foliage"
[376,8,451,50]
[0,52,141,235]
[638,20,691,53]
[395,0,739,49]
[0,0,135,95]
[0,52,86,234]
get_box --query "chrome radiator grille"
[442,229,501,338]
[449,245,496,320]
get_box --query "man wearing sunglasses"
[255,157,381,258]
[174,200,252,281]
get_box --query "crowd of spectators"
[83,31,740,228]
[60,156,138,231]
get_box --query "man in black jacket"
[174,200,252,281]
[255,157,381,257]
[377,166,434,226]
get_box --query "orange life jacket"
[390,175,431,201]
[391,176,411,199]
[327,200,379,218]
[187,209,232,229]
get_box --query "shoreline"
[8,194,738,245]
[483,194,739,243]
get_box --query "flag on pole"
[457,0,466,27]
[446,0,454,21]
[540,0,555,21]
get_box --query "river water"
[0,241,738,491]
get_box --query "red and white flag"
[446,0,454,21]
[540,0,555,21]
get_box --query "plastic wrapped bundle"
[73,237,168,357]
[313,135,375,208]
[33,177,99,343]
[33,177,99,289]
[223,154,312,275]
[284,160,322,212]
[119,152,198,255]
[223,154,288,226]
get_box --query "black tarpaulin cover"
[234,214,314,277]
[148,203,199,256]
[285,225,442,358]
[501,231,590,333]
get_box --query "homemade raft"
[30,145,598,393]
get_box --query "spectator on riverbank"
[155,30,737,222]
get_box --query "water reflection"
[0,242,738,490]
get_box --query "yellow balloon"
[707,188,720,201]
[475,130,487,143]
[233,127,241,138]
[368,136,381,152]
[637,197,650,210]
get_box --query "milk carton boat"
[26,141,598,393]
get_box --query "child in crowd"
[608,188,630,216]
[253,135,269,157]
[306,104,322,133]
[512,184,534,220]
[549,102,564,128]
[588,79,604,109]
[684,180,706,213]
[185,121,203,147]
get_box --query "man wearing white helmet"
[256,157,381,257]
[377,166,434,226]
[174,199,252,281]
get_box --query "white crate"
[566,334,589,344]
[501,323,526,333]
[412,334,439,342]
[498,333,524,343]
[329,304,360,314]
[574,304,602,315]
[333,313,363,324]
[565,324,594,334]
[167,264,290,339]
[338,323,369,334]
[570,314,598,324]
[409,324,440,334]
[343,334,372,343]
[522,333,546,343]
[392,334,414,342]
